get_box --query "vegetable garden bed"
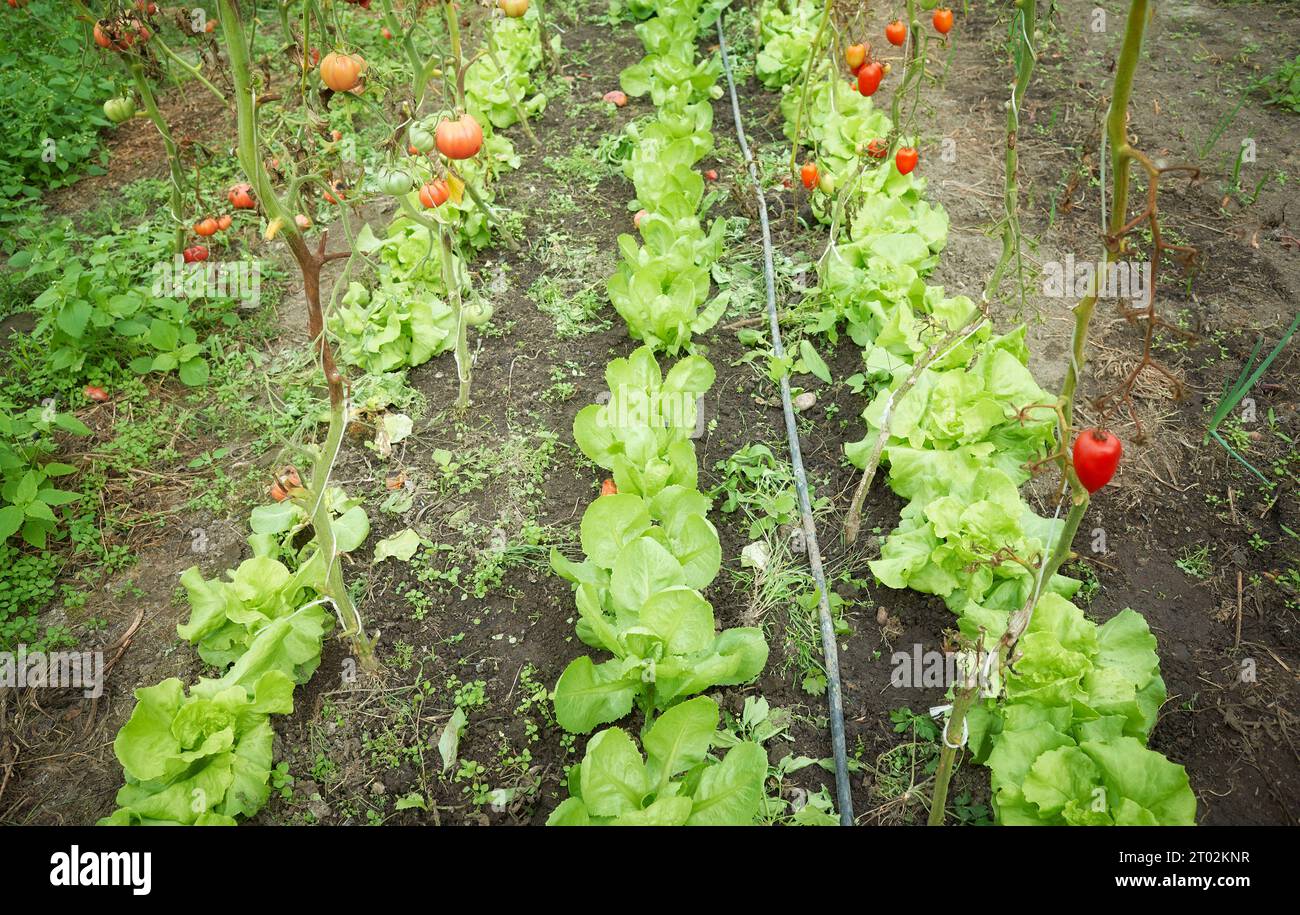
[0,0,1297,828]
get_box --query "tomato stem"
[788,0,832,176]
[129,60,186,256]
[982,0,1036,311]
[1061,0,1150,433]
[927,683,977,826]
[216,0,376,672]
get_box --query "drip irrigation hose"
[716,11,854,827]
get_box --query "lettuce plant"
[754,0,823,89]
[970,597,1195,825]
[554,348,766,732]
[571,347,708,499]
[99,670,293,826]
[465,12,547,130]
[609,7,729,354]
[547,696,768,825]
[332,280,457,374]
[177,557,328,674]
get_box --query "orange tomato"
[419,179,450,208]
[320,52,365,91]
[435,113,484,160]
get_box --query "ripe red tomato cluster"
[194,215,234,237]
[93,17,150,50]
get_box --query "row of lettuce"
[757,5,1195,824]
[98,11,547,826]
[544,0,775,826]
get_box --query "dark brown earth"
[2,0,1296,826]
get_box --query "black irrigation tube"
[716,11,854,826]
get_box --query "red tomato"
[800,161,819,189]
[419,179,449,208]
[1073,428,1122,493]
[182,245,209,263]
[885,20,907,46]
[866,139,889,159]
[600,479,617,497]
[194,217,219,237]
[83,385,110,403]
[228,183,256,210]
[857,61,883,96]
[435,113,484,160]
[895,146,918,175]
[933,7,954,35]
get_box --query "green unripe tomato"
[103,96,136,125]
[463,302,494,326]
[377,168,413,196]
[818,172,836,195]
[409,123,436,154]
